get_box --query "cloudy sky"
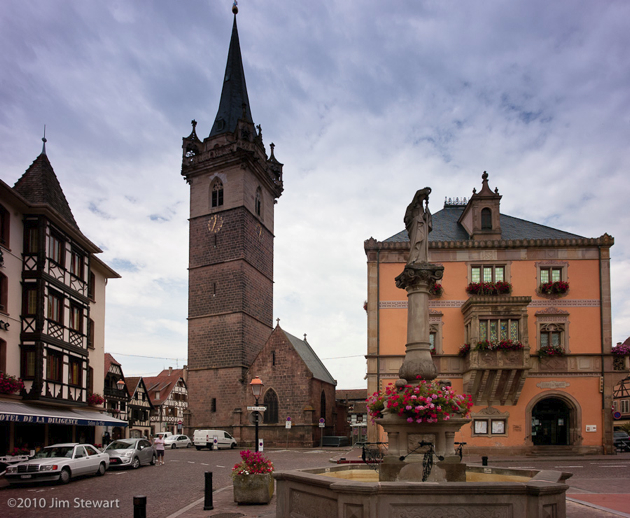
[1,1,629,389]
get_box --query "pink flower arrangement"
[0,373,24,395]
[232,450,274,478]
[11,447,30,456]
[458,344,471,357]
[539,281,569,296]
[87,393,105,406]
[366,378,473,424]
[466,281,512,296]
[612,343,630,357]
[460,340,524,357]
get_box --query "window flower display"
[0,373,24,395]
[539,281,569,296]
[466,281,512,296]
[537,345,565,357]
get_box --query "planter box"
[233,473,274,504]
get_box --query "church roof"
[208,14,254,137]
[13,152,80,230]
[283,330,337,386]
[384,205,584,243]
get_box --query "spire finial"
[276,318,280,327]
[303,333,307,342]
[41,125,47,155]
[232,0,238,14]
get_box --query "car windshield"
[35,447,74,459]
[106,441,135,450]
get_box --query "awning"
[0,401,128,427]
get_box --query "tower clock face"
[207,214,223,233]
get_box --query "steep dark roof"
[283,330,337,386]
[13,153,79,230]
[209,15,254,137]
[384,205,584,243]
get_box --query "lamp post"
[250,376,264,452]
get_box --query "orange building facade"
[365,173,628,455]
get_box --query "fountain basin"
[274,464,570,518]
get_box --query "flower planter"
[233,473,274,504]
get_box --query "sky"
[1,1,629,389]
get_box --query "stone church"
[181,7,336,447]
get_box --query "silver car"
[164,434,192,449]
[105,438,155,469]
[5,443,109,485]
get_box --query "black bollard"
[482,456,488,466]
[133,495,147,518]
[203,471,214,511]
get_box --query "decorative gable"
[459,171,502,240]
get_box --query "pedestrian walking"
[153,434,165,465]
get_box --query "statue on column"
[404,187,432,266]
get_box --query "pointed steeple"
[209,12,254,137]
[13,152,80,230]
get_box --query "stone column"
[395,262,444,384]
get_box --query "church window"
[255,187,262,217]
[471,265,505,283]
[0,204,9,247]
[479,318,519,342]
[272,351,276,366]
[481,208,492,230]
[211,179,224,208]
[320,391,327,421]
[211,398,217,412]
[264,390,279,424]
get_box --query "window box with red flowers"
[537,345,565,358]
[87,393,104,406]
[539,281,569,297]
[0,373,24,395]
[429,283,444,297]
[466,281,512,296]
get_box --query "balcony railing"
[104,387,128,399]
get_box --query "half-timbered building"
[125,377,154,439]
[145,367,188,435]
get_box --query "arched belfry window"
[320,391,327,421]
[263,389,279,424]
[481,208,492,230]
[255,187,262,217]
[211,179,224,208]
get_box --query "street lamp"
[117,379,125,391]
[250,376,264,452]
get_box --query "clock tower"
[182,7,283,430]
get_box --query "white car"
[5,443,109,485]
[164,435,192,449]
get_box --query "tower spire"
[209,7,254,137]
[41,125,47,155]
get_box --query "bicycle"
[399,441,444,482]
[454,441,466,461]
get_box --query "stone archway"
[525,391,581,447]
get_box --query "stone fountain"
[273,187,571,518]
[377,187,469,483]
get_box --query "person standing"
[153,434,165,466]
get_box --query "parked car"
[164,435,192,449]
[193,429,237,450]
[104,438,155,469]
[614,431,630,452]
[155,432,173,440]
[5,443,108,485]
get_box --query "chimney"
[168,367,173,376]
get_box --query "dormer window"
[481,208,492,230]
[211,179,224,208]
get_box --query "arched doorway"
[531,397,571,446]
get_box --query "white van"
[155,432,173,440]
[193,430,237,450]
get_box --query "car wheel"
[231,442,236,449]
[59,468,71,484]
[150,455,156,465]
[195,446,201,451]
[171,444,177,449]
[131,457,140,469]
[96,462,106,476]
[187,442,191,448]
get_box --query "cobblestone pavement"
[1,447,629,517]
